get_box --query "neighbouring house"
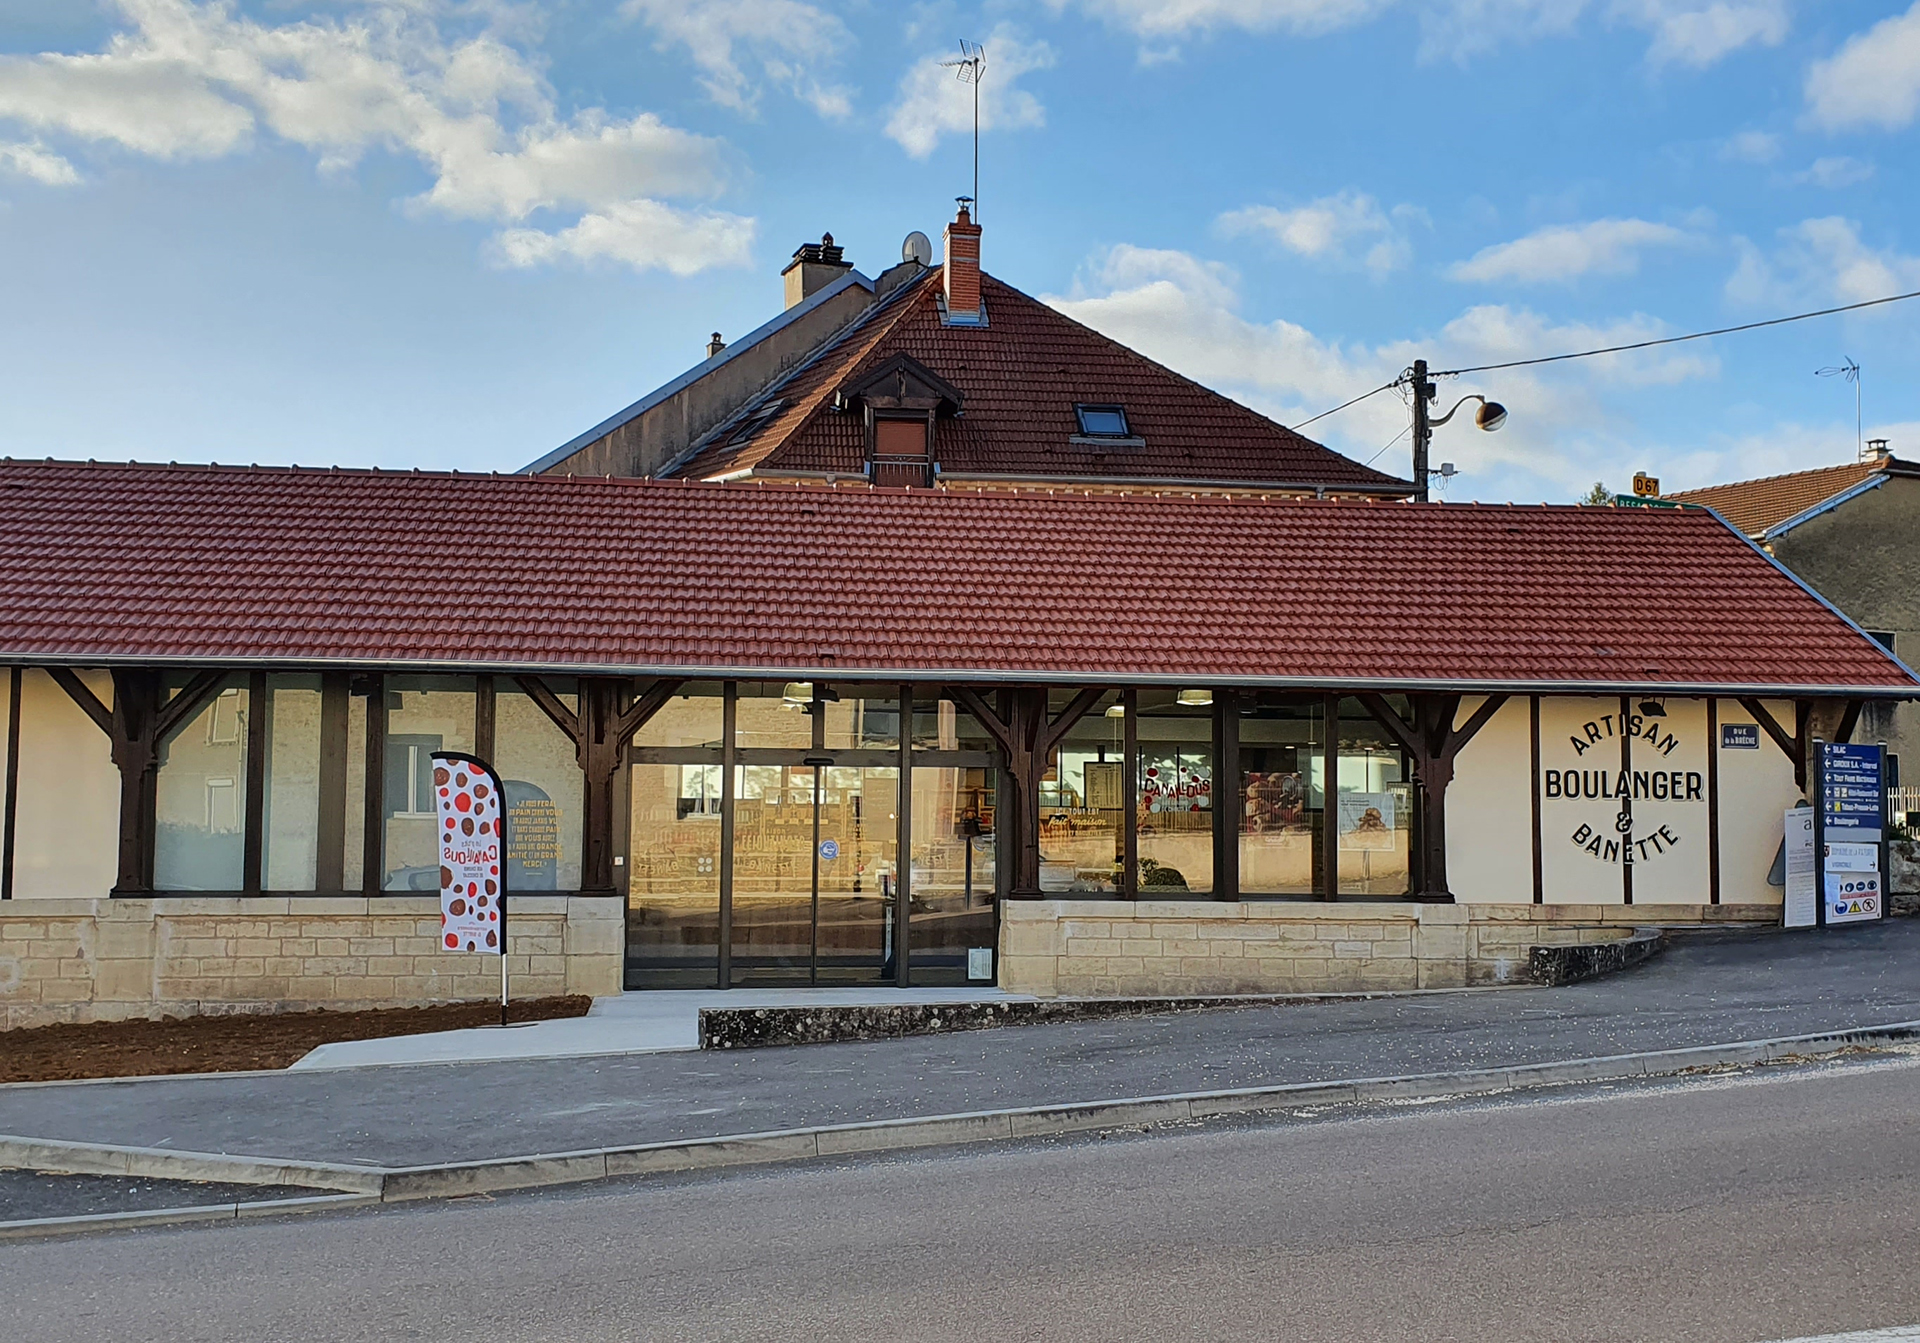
[527,206,1415,499]
[1670,441,1920,770]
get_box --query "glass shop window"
[1039,690,1124,895]
[1239,700,1322,898]
[382,675,476,891]
[495,680,584,891]
[1135,688,1214,895]
[262,674,324,891]
[154,679,249,891]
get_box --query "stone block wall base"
[998,900,1776,998]
[0,897,624,1031]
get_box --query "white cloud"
[1612,0,1788,68]
[0,0,752,275]
[1052,0,1392,41]
[885,27,1054,159]
[1727,217,1920,308]
[1448,218,1695,284]
[621,0,854,117]
[1792,156,1874,189]
[494,199,755,275]
[1658,419,1920,493]
[1044,243,1716,496]
[1056,0,1787,65]
[1805,2,1920,132]
[1719,130,1781,163]
[1217,191,1417,278]
[0,139,79,184]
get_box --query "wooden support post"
[242,670,268,894]
[316,673,349,892]
[1321,693,1339,901]
[946,685,1105,896]
[363,673,386,895]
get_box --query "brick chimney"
[781,232,851,310]
[943,202,982,325]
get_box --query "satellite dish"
[902,231,933,266]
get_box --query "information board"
[1782,806,1815,928]
[1817,742,1885,926]
[1822,743,1884,843]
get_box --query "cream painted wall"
[1447,696,1535,903]
[1624,698,1711,904]
[1538,697,1631,904]
[13,670,119,900]
[1715,699,1799,906]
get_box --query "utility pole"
[1410,358,1435,504]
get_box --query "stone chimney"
[707,332,726,359]
[943,201,982,325]
[781,232,851,310]
[1865,437,1891,462]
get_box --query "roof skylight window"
[1075,405,1130,437]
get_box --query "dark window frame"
[1074,404,1131,437]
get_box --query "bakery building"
[0,211,1912,1026]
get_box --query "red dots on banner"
[445,933,458,948]
[455,792,471,813]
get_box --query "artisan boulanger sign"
[1544,708,1704,867]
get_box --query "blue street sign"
[819,839,839,860]
[1721,724,1760,750]
[1821,742,1883,844]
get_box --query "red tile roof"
[0,460,1909,694]
[1668,458,1917,536]
[669,271,1414,492]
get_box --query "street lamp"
[1407,359,1507,502]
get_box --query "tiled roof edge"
[1700,499,1920,688]
[519,268,878,475]
[0,649,1910,696]
[1759,472,1889,542]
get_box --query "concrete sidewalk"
[2,921,1916,1173]
[289,987,1037,1069]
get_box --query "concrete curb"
[1529,927,1667,987]
[0,1193,378,1241]
[5,1018,1918,1235]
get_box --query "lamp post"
[1407,358,1507,502]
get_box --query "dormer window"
[1075,404,1130,437]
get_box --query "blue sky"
[2,0,1918,502]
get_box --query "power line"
[1287,287,1920,433]
[1290,379,1399,432]
[1435,288,1920,378]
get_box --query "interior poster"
[434,752,505,954]
[1337,792,1396,850]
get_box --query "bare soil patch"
[0,997,592,1085]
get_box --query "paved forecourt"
[1,921,1918,1171]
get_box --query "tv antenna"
[940,39,986,219]
[1816,356,1863,459]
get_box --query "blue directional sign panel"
[1821,742,1883,844]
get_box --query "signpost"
[433,752,509,1024]
[1812,741,1885,928]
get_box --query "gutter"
[1759,472,1888,543]
[1,652,1912,698]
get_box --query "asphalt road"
[4,1050,1919,1343]
[5,921,1920,1169]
